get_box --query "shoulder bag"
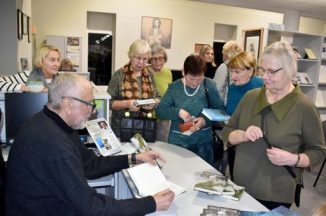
[120,110,157,143]
[261,105,303,207]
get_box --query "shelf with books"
[318,37,326,120]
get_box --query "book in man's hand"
[201,108,230,122]
[127,163,185,197]
[194,171,244,201]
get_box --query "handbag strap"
[203,79,211,108]
[260,106,298,180]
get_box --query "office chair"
[313,120,326,187]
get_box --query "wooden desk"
[117,141,268,215]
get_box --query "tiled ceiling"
[193,0,326,20]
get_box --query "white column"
[283,10,300,32]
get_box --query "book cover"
[85,118,122,156]
[202,108,230,122]
[134,99,156,106]
[194,171,245,201]
[200,205,267,216]
[127,163,185,197]
[304,48,317,60]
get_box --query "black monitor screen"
[5,92,48,143]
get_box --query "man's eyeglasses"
[151,56,165,62]
[133,56,149,63]
[62,96,96,111]
[257,66,283,77]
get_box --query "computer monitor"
[5,92,48,143]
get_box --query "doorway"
[88,32,112,85]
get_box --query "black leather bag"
[120,112,157,143]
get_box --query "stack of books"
[200,205,300,216]
[194,171,244,201]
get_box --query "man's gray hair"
[48,74,79,109]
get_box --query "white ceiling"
[193,0,326,20]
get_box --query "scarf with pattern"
[121,64,154,99]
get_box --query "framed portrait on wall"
[243,28,264,60]
[17,9,23,40]
[194,43,207,54]
[141,16,173,49]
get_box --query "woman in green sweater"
[148,43,172,142]
[222,41,326,209]
[156,54,224,164]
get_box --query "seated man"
[5,74,174,216]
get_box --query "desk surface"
[123,141,268,215]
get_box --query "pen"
[143,147,163,169]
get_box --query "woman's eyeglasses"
[62,96,96,111]
[151,56,165,62]
[133,56,149,63]
[257,66,283,77]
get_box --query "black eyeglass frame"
[62,96,96,111]
[257,66,283,76]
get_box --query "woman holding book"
[107,39,160,137]
[156,54,224,164]
[222,41,326,210]
[225,51,263,179]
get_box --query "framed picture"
[22,13,29,35]
[20,58,29,72]
[17,9,23,40]
[141,16,173,49]
[194,43,207,54]
[243,28,264,60]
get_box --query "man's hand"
[153,189,175,211]
[136,150,166,165]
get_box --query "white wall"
[30,0,326,72]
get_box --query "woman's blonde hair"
[227,51,257,76]
[199,44,216,67]
[222,40,243,62]
[34,44,61,68]
[127,39,151,59]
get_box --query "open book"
[194,171,244,201]
[202,108,230,122]
[85,118,122,156]
[127,163,185,197]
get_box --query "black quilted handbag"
[120,111,157,143]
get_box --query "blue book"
[202,108,230,122]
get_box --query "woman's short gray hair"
[150,42,168,61]
[261,41,297,78]
[127,39,151,59]
[48,74,79,109]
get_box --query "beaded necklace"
[183,79,201,97]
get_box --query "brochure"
[85,118,122,156]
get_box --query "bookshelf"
[316,37,326,120]
[265,29,324,119]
